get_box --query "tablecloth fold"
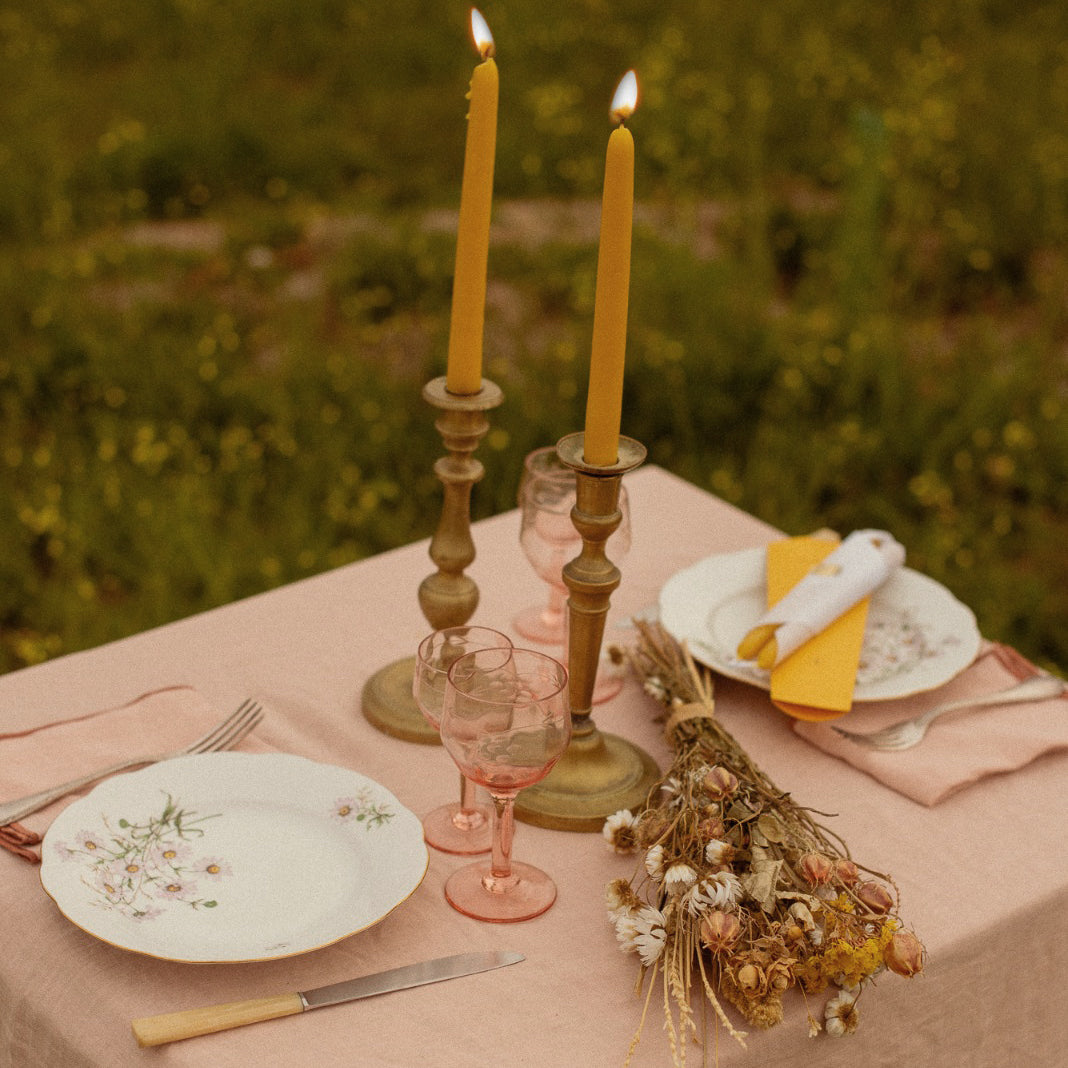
[793,643,1068,805]
[0,686,268,862]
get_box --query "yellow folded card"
[767,536,870,721]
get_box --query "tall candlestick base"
[514,433,660,831]
[362,377,504,744]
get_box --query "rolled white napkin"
[737,529,905,669]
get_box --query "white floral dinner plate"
[659,547,982,702]
[40,752,429,963]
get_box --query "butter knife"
[131,950,524,1047]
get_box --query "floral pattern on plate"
[40,752,427,962]
[659,546,981,702]
[52,794,226,920]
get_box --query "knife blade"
[131,950,524,1048]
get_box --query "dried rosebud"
[834,859,860,885]
[856,880,894,914]
[884,930,925,977]
[702,766,739,799]
[799,852,834,886]
[700,910,741,953]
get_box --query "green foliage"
[1,0,1066,673]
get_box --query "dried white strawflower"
[664,863,698,894]
[644,843,665,879]
[824,988,860,1037]
[604,877,639,922]
[684,870,742,914]
[704,838,732,866]
[622,906,667,966]
[602,809,639,853]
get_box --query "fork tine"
[185,698,256,753]
[188,700,263,756]
[837,719,930,749]
[208,705,264,753]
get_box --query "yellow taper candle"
[583,70,638,466]
[445,9,498,396]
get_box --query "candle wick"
[479,43,495,60]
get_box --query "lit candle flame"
[610,70,639,125]
[471,8,495,59]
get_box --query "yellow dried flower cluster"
[605,623,925,1067]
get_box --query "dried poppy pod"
[834,858,860,885]
[855,879,894,914]
[698,814,726,841]
[799,851,834,886]
[700,910,741,953]
[702,765,739,799]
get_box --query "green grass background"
[1,0,1066,673]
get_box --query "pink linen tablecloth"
[1,466,1065,1068]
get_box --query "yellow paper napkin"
[767,536,870,720]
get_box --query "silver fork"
[832,674,1065,751]
[0,698,264,826]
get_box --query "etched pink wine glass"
[413,627,513,855]
[514,446,630,701]
[439,646,570,922]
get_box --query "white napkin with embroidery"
[736,529,905,669]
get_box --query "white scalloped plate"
[659,547,981,702]
[40,752,428,962]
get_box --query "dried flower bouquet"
[604,621,924,1065]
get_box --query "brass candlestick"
[514,432,660,830]
[361,375,504,743]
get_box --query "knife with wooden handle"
[131,950,524,1047]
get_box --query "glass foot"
[422,802,492,855]
[512,604,566,645]
[444,860,557,922]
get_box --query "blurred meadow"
[1,0,1066,674]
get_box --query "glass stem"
[458,771,479,814]
[542,583,566,628]
[488,792,516,884]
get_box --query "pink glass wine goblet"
[413,627,513,855]
[514,447,631,701]
[439,646,571,922]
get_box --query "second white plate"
[659,546,982,702]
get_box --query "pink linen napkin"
[0,686,269,863]
[793,643,1068,805]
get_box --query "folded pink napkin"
[793,644,1068,805]
[0,686,269,863]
